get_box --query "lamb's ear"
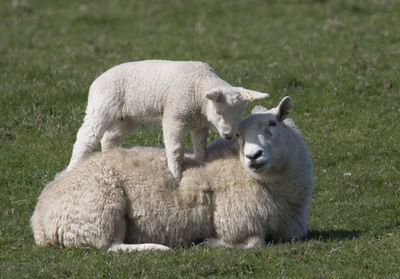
[204,89,223,103]
[238,88,269,102]
[251,105,269,114]
[275,96,293,121]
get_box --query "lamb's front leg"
[190,127,208,162]
[162,120,187,182]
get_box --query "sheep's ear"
[204,89,223,103]
[239,88,269,102]
[251,105,269,114]
[275,96,293,121]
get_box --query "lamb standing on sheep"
[32,96,313,251]
[67,60,269,180]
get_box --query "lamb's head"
[204,87,269,140]
[238,96,293,176]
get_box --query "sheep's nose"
[223,133,233,140]
[246,150,263,160]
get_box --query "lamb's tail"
[108,243,170,252]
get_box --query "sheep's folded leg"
[233,236,265,249]
[202,238,232,247]
[108,243,170,252]
[204,236,265,249]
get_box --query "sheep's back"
[111,147,215,246]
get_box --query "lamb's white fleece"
[67,60,269,180]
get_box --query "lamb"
[31,96,313,251]
[67,60,269,180]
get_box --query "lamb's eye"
[269,120,277,127]
[216,111,222,115]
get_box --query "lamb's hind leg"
[190,127,208,162]
[67,116,110,171]
[101,119,137,152]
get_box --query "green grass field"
[1,0,399,278]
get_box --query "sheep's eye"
[216,111,222,115]
[269,120,277,127]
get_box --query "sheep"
[67,60,269,180]
[31,96,313,251]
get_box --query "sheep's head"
[204,87,269,140]
[238,96,293,176]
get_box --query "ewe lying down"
[32,96,313,251]
[67,60,269,180]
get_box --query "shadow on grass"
[306,229,363,241]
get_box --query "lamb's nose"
[224,133,233,140]
[246,150,262,160]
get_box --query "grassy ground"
[1,0,399,278]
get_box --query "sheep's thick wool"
[32,98,312,251]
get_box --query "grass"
[1,0,399,278]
